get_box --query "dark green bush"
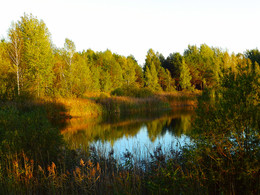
[0,102,64,165]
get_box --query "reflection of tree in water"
[145,114,192,141]
[63,110,193,150]
[62,121,142,150]
[146,120,168,142]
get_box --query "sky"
[1,0,260,65]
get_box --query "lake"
[61,108,194,161]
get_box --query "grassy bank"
[52,91,200,119]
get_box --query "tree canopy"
[0,13,259,99]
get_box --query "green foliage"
[90,66,101,92]
[190,65,260,194]
[0,41,16,100]
[19,13,54,97]
[70,53,92,97]
[179,59,192,90]
[161,52,182,78]
[245,48,260,71]
[0,102,63,164]
[101,71,112,92]
[64,38,76,67]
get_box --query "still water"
[61,109,194,160]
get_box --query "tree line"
[0,13,260,99]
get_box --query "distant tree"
[158,53,165,65]
[162,52,182,78]
[144,66,152,88]
[70,53,92,97]
[111,61,123,89]
[180,59,192,90]
[52,48,67,96]
[223,51,231,71]
[121,56,136,86]
[64,38,76,68]
[165,69,175,91]
[144,49,161,71]
[245,48,260,73]
[90,66,101,92]
[150,62,161,91]
[101,71,112,92]
[144,49,163,91]
[134,63,144,87]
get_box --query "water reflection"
[62,109,194,158]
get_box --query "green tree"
[162,52,182,79]
[245,48,260,73]
[124,57,136,86]
[144,49,162,91]
[145,62,161,91]
[111,61,123,89]
[144,66,152,88]
[52,48,67,96]
[90,66,101,92]
[70,53,92,97]
[19,13,54,97]
[63,38,76,95]
[64,38,76,68]
[8,23,23,96]
[179,59,192,90]
[0,40,15,100]
[101,71,112,92]
[164,69,175,91]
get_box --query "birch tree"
[8,23,22,96]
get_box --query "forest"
[1,14,260,100]
[0,13,259,194]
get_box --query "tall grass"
[43,91,199,120]
[54,97,103,118]
[2,140,257,195]
[96,96,171,116]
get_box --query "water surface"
[62,109,194,160]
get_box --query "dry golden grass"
[43,91,200,121]
[55,97,103,118]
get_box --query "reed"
[0,139,259,194]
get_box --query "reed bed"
[1,141,257,195]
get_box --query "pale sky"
[1,0,260,65]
